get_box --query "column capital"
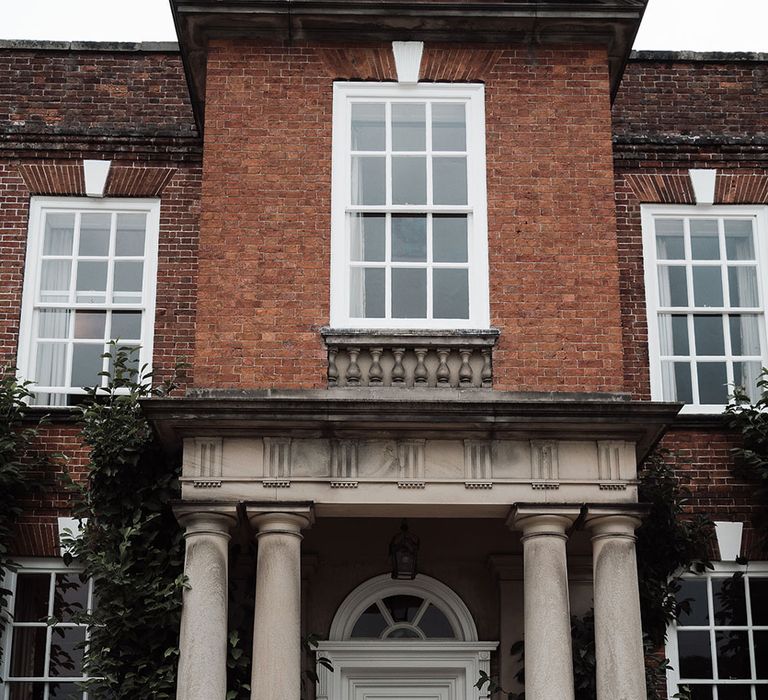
[174,503,239,537]
[584,505,647,540]
[246,503,314,537]
[507,504,582,539]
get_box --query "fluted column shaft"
[511,508,579,700]
[588,512,647,700]
[175,507,237,700]
[248,508,312,700]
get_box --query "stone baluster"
[345,346,361,385]
[481,348,492,388]
[436,348,451,386]
[392,348,406,385]
[369,347,383,385]
[414,348,428,385]
[458,348,473,386]
[327,348,339,387]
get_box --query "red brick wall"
[196,40,623,392]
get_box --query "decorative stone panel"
[263,437,292,486]
[397,440,425,487]
[530,440,560,490]
[464,440,493,488]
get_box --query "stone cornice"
[141,389,679,458]
[171,0,647,129]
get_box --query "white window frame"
[16,197,160,406]
[666,562,768,700]
[0,557,93,700]
[330,82,490,330]
[642,204,768,413]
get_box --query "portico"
[145,390,676,700]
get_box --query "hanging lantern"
[389,519,419,580]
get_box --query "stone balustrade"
[321,329,500,389]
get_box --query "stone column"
[175,505,238,700]
[586,508,647,700]
[248,506,313,700]
[510,506,580,700]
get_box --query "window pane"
[728,267,759,307]
[74,311,106,340]
[658,266,688,307]
[756,687,768,700]
[113,261,143,293]
[115,213,147,257]
[386,627,421,638]
[71,343,104,388]
[433,215,468,262]
[661,361,693,403]
[725,220,755,260]
[40,260,72,302]
[351,103,385,151]
[656,219,685,259]
[432,157,467,205]
[39,310,71,339]
[693,315,725,356]
[111,311,142,340]
[713,577,747,626]
[392,215,426,262]
[715,631,751,679]
[717,687,752,700]
[351,156,385,205]
[53,574,88,622]
[75,261,108,302]
[44,213,75,255]
[751,578,768,625]
[350,214,385,262]
[392,103,425,151]
[49,626,86,677]
[678,630,713,678]
[10,627,48,676]
[350,603,387,638]
[14,573,51,621]
[733,362,761,401]
[690,219,720,260]
[432,103,466,151]
[392,268,426,318]
[35,343,68,388]
[78,213,111,256]
[49,683,85,700]
[729,315,761,356]
[418,604,455,638]
[7,682,46,700]
[755,631,768,679]
[434,269,469,319]
[659,314,689,356]
[383,595,423,623]
[107,344,140,381]
[676,579,709,626]
[688,687,713,700]
[350,268,385,318]
[697,363,728,404]
[392,156,426,205]
[693,267,723,307]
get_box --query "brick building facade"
[1,2,766,698]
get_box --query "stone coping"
[0,40,180,52]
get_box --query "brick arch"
[625,172,768,205]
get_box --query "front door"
[345,670,461,700]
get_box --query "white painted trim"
[16,197,161,406]
[329,573,479,642]
[315,642,498,700]
[392,41,424,84]
[83,159,111,198]
[330,82,490,330]
[714,520,744,561]
[641,204,768,413]
[688,169,717,206]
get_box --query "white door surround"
[317,574,497,700]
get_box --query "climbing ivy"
[61,348,187,698]
[0,370,48,670]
